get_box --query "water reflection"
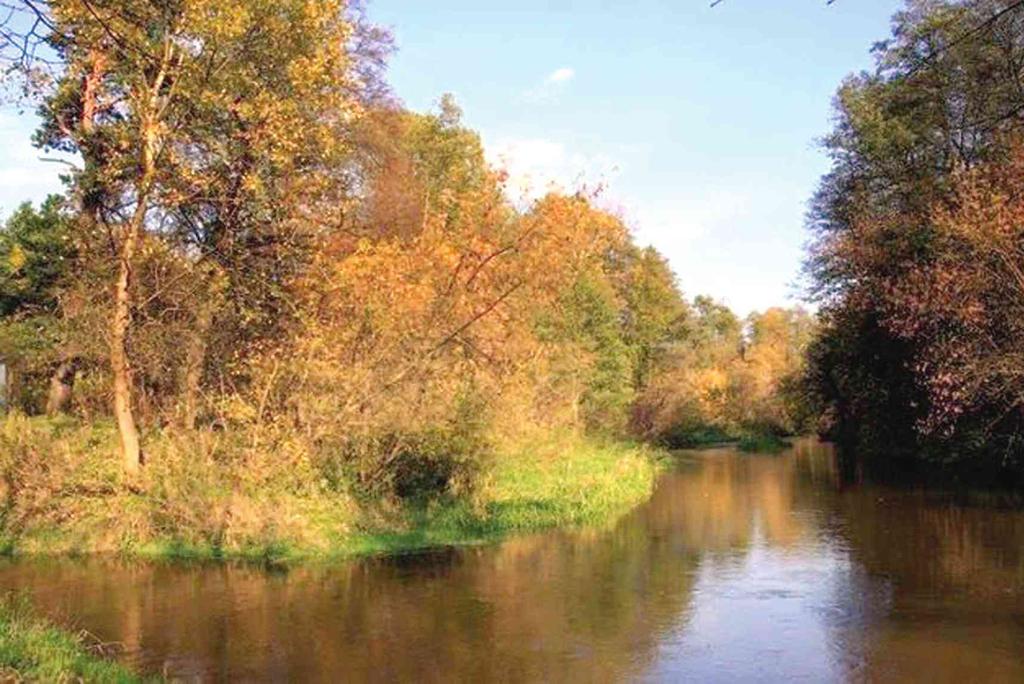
[2,439,1023,682]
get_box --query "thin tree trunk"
[112,117,157,476]
[181,299,214,429]
[112,36,177,474]
[112,205,143,475]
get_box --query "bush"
[737,431,788,453]
[659,422,735,449]
[0,414,356,557]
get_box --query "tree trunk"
[0,361,8,413]
[112,209,143,475]
[112,115,157,476]
[46,358,76,416]
[181,300,214,430]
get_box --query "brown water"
[3,439,1024,682]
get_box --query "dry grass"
[0,415,661,562]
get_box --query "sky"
[0,0,900,316]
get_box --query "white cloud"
[520,66,577,103]
[484,136,619,202]
[546,67,575,84]
[627,189,752,251]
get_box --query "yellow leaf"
[7,244,26,273]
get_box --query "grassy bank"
[737,432,789,453]
[340,436,663,557]
[0,415,662,562]
[0,595,141,683]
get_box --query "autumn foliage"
[0,0,812,535]
[805,0,1024,476]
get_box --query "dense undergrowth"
[0,595,141,683]
[0,415,660,562]
[656,421,791,453]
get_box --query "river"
[2,439,1023,682]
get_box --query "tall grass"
[0,413,359,560]
[343,433,663,555]
[0,415,662,562]
[0,594,141,682]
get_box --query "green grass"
[659,421,793,454]
[336,436,663,557]
[737,431,790,453]
[0,595,142,683]
[660,423,739,449]
[0,415,663,563]
[198,436,660,561]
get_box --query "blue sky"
[0,0,900,315]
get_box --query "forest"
[805,0,1024,481]
[4,1,1024,681]
[1,0,1023,561]
[0,0,811,557]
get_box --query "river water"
[2,439,1023,682]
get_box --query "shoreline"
[0,596,143,683]
[0,424,665,565]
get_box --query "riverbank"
[660,422,791,453]
[0,416,662,562]
[0,595,141,682]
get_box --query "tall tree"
[806,0,1024,466]
[28,0,359,473]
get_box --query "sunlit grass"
[0,594,142,683]
[339,434,663,557]
[0,416,663,563]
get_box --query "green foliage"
[405,94,492,202]
[689,295,741,353]
[565,276,635,430]
[618,246,689,388]
[737,431,788,454]
[660,422,737,449]
[0,196,72,318]
[0,197,75,412]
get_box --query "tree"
[618,246,688,389]
[805,0,1024,469]
[27,0,359,473]
[0,196,71,318]
[741,307,815,431]
[0,196,77,414]
[885,141,1024,447]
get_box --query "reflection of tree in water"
[808,445,1024,682]
[651,446,818,554]
[0,515,702,681]
[3,442,1023,681]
